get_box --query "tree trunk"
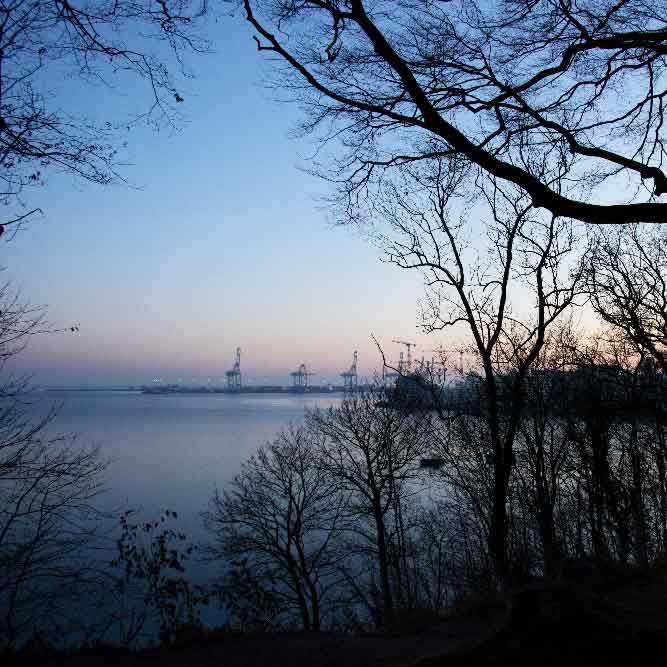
[489,487,508,585]
[373,500,395,629]
[656,418,667,553]
[286,553,311,630]
[588,421,610,561]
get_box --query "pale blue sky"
[4,18,437,386]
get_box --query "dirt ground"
[6,616,499,667]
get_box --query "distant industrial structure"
[392,339,416,373]
[158,343,667,421]
[225,347,242,391]
[290,363,316,389]
[143,346,372,395]
[341,351,358,389]
[380,339,418,385]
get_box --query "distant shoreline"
[31,385,368,395]
[33,386,141,392]
[141,384,365,395]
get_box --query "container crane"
[290,363,316,389]
[341,351,359,389]
[225,347,242,391]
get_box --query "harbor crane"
[225,347,242,391]
[290,363,315,389]
[392,339,417,372]
[341,351,359,389]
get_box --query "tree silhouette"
[241,0,667,225]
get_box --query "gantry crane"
[225,347,242,391]
[290,363,316,389]
[341,351,359,389]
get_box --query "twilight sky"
[4,18,441,387]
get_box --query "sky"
[3,17,439,387]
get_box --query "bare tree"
[585,226,667,369]
[555,335,667,565]
[0,280,108,649]
[371,161,583,582]
[240,0,667,226]
[0,0,210,233]
[202,424,346,631]
[308,388,433,628]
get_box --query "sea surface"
[27,389,342,541]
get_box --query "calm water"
[28,390,342,540]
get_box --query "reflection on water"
[28,390,342,539]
